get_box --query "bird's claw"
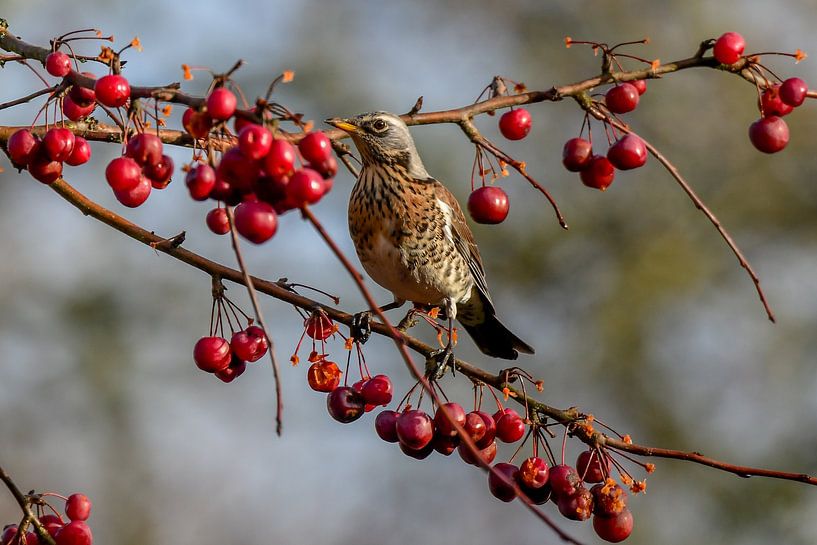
[425,345,455,380]
[350,311,372,344]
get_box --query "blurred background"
[1,1,816,544]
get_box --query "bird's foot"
[397,308,421,332]
[350,311,372,345]
[425,344,456,380]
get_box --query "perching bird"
[326,111,534,361]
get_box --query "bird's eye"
[372,119,388,132]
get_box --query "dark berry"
[577,450,611,483]
[562,137,593,172]
[488,463,519,502]
[749,116,789,153]
[498,108,532,140]
[549,464,581,498]
[605,83,639,114]
[463,411,487,443]
[375,410,400,442]
[216,147,260,194]
[580,155,615,190]
[68,74,96,106]
[593,509,634,543]
[713,31,745,65]
[215,357,246,383]
[145,155,174,188]
[432,434,459,456]
[468,186,509,224]
[592,482,628,517]
[396,410,434,450]
[473,411,497,449]
[326,386,365,423]
[607,134,647,170]
[458,440,497,466]
[399,440,434,460]
[558,486,594,521]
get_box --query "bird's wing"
[428,178,494,306]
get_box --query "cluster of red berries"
[182,87,336,244]
[1,493,93,545]
[562,131,647,192]
[193,325,268,383]
[104,133,174,207]
[7,127,91,184]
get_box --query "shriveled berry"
[607,134,647,170]
[468,186,509,224]
[780,77,808,107]
[114,175,151,208]
[592,482,628,517]
[106,157,142,192]
[65,137,92,167]
[713,31,745,65]
[239,124,273,160]
[375,410,400,442]
[396,410,434,450]
[488,463,519,502]
[126,133,163,166]
[65,493,92,521]
[577,450,611,483]
[549,464,581,498]
[326,386,365,423]
[206,88,237,120]
[605,83,639,114]
[518,456,549,489]
[749,116,789,153]
[360,374,393,406]
[562,137,593,172]
[46,51,71,77]
[558,486,594,521]
[185,164,216,201]
[307,360,342,392]
[433,402,466,438]
[298,131,332,164]
[234,201,277,243]
[305,313,334,340]
[593,509,634,543]
[43,127,75,162]
[7,129,38,166]
[760,84,793,117]
[498,108,532,140]
[94,74,130,107]
[580,155,615,190]
[193,336,232,373]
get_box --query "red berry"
[488,463,519,502]
[495,412,526,443]
[206,208,230,235]
[498,108,532,140]
[549,464,581,498]
[593,509,634,543]
[463,411,487,443]
[592,482,628,517]
[749,116,789,153]
[126,133,163,166]
[432,434,459,456]
[245,325,268,354]
[7,129,38,166]
[458,439,497,466]
[577,450,611,483]
[106,157,141,191]
[713,32,745,65]
[43,127,75,162]
[68,74,96,106]
[557,486,594,521]
[217,147,260,194]
[234,201,277,243]
[519,482,552,505]
[311,156,338,179]
[46,52,71,77]
[185,164,216,201]
[264,140,297,180]
[145,155,174,188]
[473,410,497,449]
[55,521,92,545]
[759,84,794,117]
[298,131,332,164]
[65,137,91,167]
[215,356,246,383]
[562,137,593,172]
[193,336,232,373]
[580,155,615,190]
[360,374,393,406]
[238,124,273,160]
[62,95,95,121]
[467,186,509,224]
[399,440,435,460]
[607,134,647,170]
[206,88,237,120]
[396,410,434,450]
[28,146,63,184]
[182,108,213,139]
[287,168,325,206]
[605,83,640,114]
[305,313,334,340]
[114,175,151,208]
[94,74,130,108]
[518,456,550,489]
[352,379,376,412]
[65,493,92,521]
[39,515,64,539]
[307,360,342,392]
[780,77,808,107]
[327,386,365,423]
[433,402,466,438]
[1,526,18,545]
[231,329,265,362]
[631,80,647,95]
[374,409,400,442]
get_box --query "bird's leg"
[351,298,405,345]
[425,298,457,380]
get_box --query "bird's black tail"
[461,314,535,360]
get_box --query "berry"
[580,155,615,190]
[305,313,334,340]
[126,133,163,166]
[760,85,793,117]
[433,402,466,438]
[145,155,174,188]
[593,509,634,543]
[193,336,232,373]
[631,80,647,95]
[114,175,151,207]
[238,124,273,160]
[298,131,332,164]
[326,386,365,423]
[231,329,265,362]
[65,137,91,167]
[182,108,213,139]
[105,157,142,192]
[780,77,808,107]
[360,374,393,406]
[549,464,581,498]
[473,411,497,449]
[28,146,63,184]
[39,515,64,539]
[498,108,532,140]
[557,486,594,521]
[350,379,376,412]
[217,148,260,194]
[43,127,75,162]
[592,482,628,517]
[468,186,510,224]
[62,95,95,121]
[233,201,278,243]
[245,325,268,354]
[458,439,497,466]
[375,410,400,442]
[605,83,640,114]
[206,88,237,120]
[520,482,552,505]
[562,137,593,172]
[185,164,216,201]
[607,134,647,170]
[399,440,435,460]
[307,360,342,392]
[463,411,487,443]
[46,51,71,77]
[577,450,610,483]
[396,410,434,450]
[713,31,745,65]
[287,168,325,206]
[55,521,92,545]
[7,129,38,166]
[518,456,549,489]
[65,493,92,521]
[749,116,789,154]
[264,140,297,180]
[1,526,18,545]
[311,156,338,179]
[94,74,130,107]
[68,74,96,106]
[488,463,519,502]
[206,208,230,235]
[215,357,246,383]
[495,412,526,443]
[432,434,459,456]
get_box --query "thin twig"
[0,465,56,545]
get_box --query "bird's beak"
[325,117,358,134]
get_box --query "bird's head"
[326,111,429,179]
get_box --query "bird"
[326,111,534,364]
